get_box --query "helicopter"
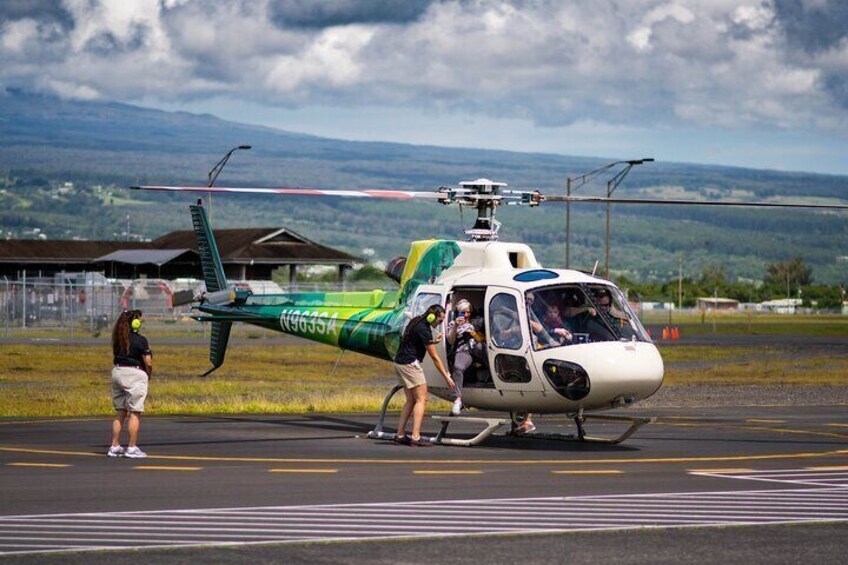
[130,177,848,446]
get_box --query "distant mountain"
[1,89,846,284]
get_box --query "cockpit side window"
[524,284,650,348]
[585,285,650,342]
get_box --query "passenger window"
[489,293,522,350]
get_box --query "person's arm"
[142,353,153,377]
[426,343,455,391]
[447,319,458,345]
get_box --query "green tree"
[764,257,812,296]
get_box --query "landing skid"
[512,413,656,445]
[365,385,655,446]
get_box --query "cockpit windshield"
[524,284,650,349]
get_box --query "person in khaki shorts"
[108,310,152,458]
[392,304,454,446]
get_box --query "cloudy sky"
[2,0,848,175]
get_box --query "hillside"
[0,89,846,283]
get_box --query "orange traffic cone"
[662,326,669,340]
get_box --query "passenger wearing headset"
[108,309,153,458]
[392,304,454,447]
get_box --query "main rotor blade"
[543,195,848,210]
[130,185,447,200]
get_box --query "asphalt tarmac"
[1,405,846,564]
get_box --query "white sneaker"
[451,399,463,416]
[107,445,125,457]
[124,446,147,458]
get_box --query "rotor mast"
[440,178,542,242]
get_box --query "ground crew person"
[108,309,152,458]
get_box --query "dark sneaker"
[409,437,432,447]
[393,435,411,445]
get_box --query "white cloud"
[0,0,845,134]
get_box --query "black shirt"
[394,319,435,365]
[114,332,152,368]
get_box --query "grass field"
[1,331,846,417]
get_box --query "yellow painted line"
[6,462,70,468]
[746,419,786,424]
[414,470,484,475]
[826,423,848,428]
[666,422,848,440]
[269,469,338,474]
[0,445,845,467]
[133,466,202,471]
[689,468,755,473]
[806,466,848,471]
[551,470,622,475]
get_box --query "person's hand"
[445,375,456,391]
[456,315,466,325]
[554,328,572,341]
[434,331,444,342]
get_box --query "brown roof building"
[0,227,357,280]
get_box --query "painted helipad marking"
[0,484,845,556]
[413,470,483,475]
[1,445,845,467]
[551,470,623,475]
[269,469,338,474]
[6,463,70,469]
[689,468,755,473]
[133,466,202,472]
[690,467,848,487]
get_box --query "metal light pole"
[603,158,654,278]
[565,158,653,270]
[207,145,251,220]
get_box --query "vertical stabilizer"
[190,204,228,293]
[190,204,231,376]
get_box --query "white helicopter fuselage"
[412,240,664,415]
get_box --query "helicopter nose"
[538,342,664,407]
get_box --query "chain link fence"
[0,273,400,335]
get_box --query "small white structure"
[761,298,803,314]
[697,297,739,312]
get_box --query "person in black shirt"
[108,310,153,458]
[392,304,454,446]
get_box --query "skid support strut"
[431,415,511,446]
[366,384,403,441]
[527,413,656,445]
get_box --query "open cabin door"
[484,286,540,393]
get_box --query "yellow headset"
[131,318,142,331]
[426,313,436,323]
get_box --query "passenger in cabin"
[392,304,455,447]
[525,292,553,349]
[541,302,573,344]
[526,292,569,348]
[592,288,636,339]
[447,299,483,416]
[491,304,523,349]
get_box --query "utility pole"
[207,145,252,221]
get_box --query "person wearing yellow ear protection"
[108,310,153,458]
[392,304,454,446]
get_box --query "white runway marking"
[690,466,848,487]
[1,479,846,555]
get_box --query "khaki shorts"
[393,361,427,389]
[111,366,149,413]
